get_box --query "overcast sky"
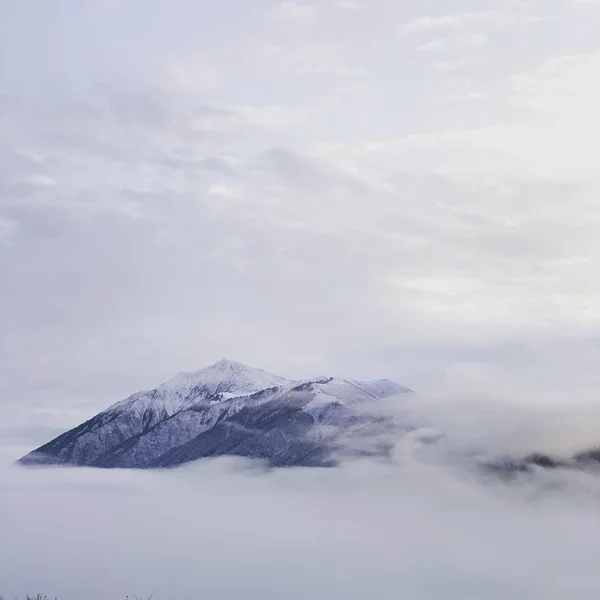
[3,0,600,453]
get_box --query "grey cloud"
[4,445,600,599]
[2,125,600,441]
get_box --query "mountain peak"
[210,358,254,371]
[187,359,290,396]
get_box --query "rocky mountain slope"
[19,359,413,468]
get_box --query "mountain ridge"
[18,359,413,469]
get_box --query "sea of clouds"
[4,394,600,600]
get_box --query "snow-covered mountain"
[18,359,414,469]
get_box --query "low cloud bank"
[4,397,600,600]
